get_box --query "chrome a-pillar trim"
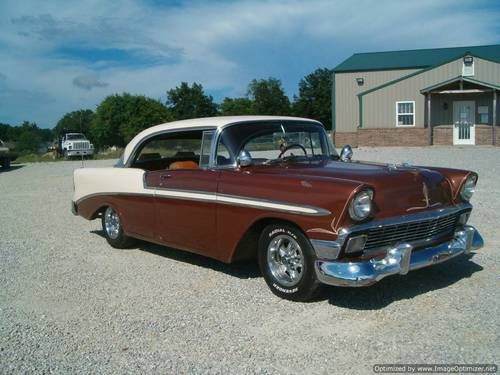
[315,225,484,287]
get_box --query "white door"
[453,101,475,145]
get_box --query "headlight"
[349,189,373,221]
[68,145,72,150]
[460,174,477,201]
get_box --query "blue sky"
[1,0,499,128]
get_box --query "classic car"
[72,116,484,301]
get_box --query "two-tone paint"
[73,143,476,265]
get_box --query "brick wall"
[335,126,500,146]
[334,132,358,147]
[357,128,429,146]
[433,126,453,145]
[475,125,493,145]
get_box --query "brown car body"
[72,116,483,299]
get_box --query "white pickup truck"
[59,133,94,159]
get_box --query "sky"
[1,0,499,129]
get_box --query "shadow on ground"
[0,165,24,173]
[91,229,483,308]
[323,254,483,309]
[91,230,261,279]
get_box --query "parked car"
[72,116,484,301]
[0,139,17,169]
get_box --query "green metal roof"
[333,44,500,73]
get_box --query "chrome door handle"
[160,174,171,181]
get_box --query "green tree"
[166,82,218,120]
[247,78,291,115]
[15,121,43,153]
[91,93,172,148]
[219,97,254,116]
[54,109,94,139]
[292,68,333,130]
[0,123,12,141]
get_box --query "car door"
[141,129,219,255]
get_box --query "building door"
[453,101,475,145]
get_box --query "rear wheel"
[101,206,135,248]
[258,223,321,301]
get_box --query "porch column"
[493,90,497,146]
[427,93,432,145]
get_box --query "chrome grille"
[363,212,459,251]
[73,141,89,150]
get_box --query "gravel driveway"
[0,147,498,374]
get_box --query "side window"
[133,130,204,171]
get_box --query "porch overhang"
[420,76,500,94]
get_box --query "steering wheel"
[278,143,307,159]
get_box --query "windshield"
[67,134,86,140]
[216,121,338,166]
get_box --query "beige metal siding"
[362,57,500,128]
[474,58,500,86]
[335,69,419,132]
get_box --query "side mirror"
[340,145,353,162]
[236,150,252,167]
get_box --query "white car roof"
[122,115,321,165]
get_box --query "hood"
[249,160,455,220]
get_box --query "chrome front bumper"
[314,225,484,287]
[67,150,93,156]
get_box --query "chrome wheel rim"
[267,234,304,287]
[104,207,120,240]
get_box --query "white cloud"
[0,0,498,127]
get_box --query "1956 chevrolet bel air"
[72,116,484,301]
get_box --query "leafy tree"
[91,93,172,148]
[219,97,254,116]
[54,109,94,139]
[166,82,218,120]
[247,78,291,115]
[14,121,44,153]
[0,123,12,141]
[293,68,333,129]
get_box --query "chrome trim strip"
[315,225,483,287]
[75,192,155,205]
[76,189,330,216]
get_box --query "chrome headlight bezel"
[460,174,477,201]
[348,189,374,221]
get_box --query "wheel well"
[91,205,108,220]
[230,218,303,262]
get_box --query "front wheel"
[101,206,135,248]
[258,224,321,301]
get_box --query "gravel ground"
[0,147,498,374]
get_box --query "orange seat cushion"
[169,160,199,170]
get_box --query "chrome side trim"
[315,225,483,287]
[76,189,330,216]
